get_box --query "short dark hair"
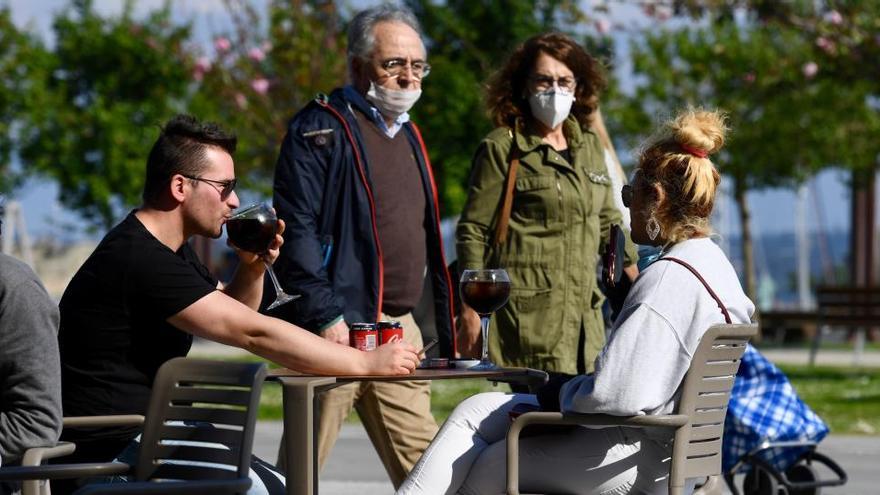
[142,115,237,206]
[486,32,606,129]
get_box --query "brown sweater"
[354,110,427,315]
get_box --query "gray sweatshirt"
[0,254,62,465]
[561,238,755,417]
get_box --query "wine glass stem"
[480,315,491,362]
[263,260,286,295]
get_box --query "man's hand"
[456,305,482,358]
[320,319,350,346]
[264,218,285,265]
[364,341,420,375]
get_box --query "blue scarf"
[636,246,664,272]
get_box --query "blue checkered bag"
[722,345,829,473]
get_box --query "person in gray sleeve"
[0,209,63,493]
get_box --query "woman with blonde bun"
[397,108,755,495]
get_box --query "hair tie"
[681,144,708,159]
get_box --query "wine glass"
[459,269,511,370]
[226,203,298,310]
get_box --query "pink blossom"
[195,56,212,72]
[802,62,819,79]
[250,78,270,95]
[825,10,844,25]
[815,36,836,54]
[235,92,247,109]
[192,57,211,82]
[595,18,611,35]
[743,72,756,84]
[654,5,672,21]
[261,41,273,52]
[248,47,266,62]
[214,37,231,53]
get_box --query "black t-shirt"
[58,212,217,447]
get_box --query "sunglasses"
[621,184,633,208]
[184,175,237,199]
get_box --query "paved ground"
[252,422,880,495]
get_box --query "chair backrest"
[669,323,757,491]
[134,357,266,483]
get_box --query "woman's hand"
[456,305,482,358]
[364,341,420,375]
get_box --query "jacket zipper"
[317,100,385,322]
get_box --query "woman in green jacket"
[456,32,638,376]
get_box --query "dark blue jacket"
[270,88,456,357]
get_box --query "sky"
[5,0,854,242]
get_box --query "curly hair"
[485,32,606,129]
[637,108,728,244]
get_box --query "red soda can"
[350,322,378,351]
[378,320,404,345]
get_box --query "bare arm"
[169,291,419,376]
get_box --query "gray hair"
[347,4,425,69]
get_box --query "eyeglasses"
[380,58,431,79]
[184,175,237,199]
[621,184,633,208]
[529,74,577,93]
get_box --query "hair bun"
[670,108,727,157]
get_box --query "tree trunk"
[734,178,758,304]
[849,168,875,287]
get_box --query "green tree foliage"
[608,4,880,299]
[0,7,49,194]
[190,0,347,196]
[17,0,194,228]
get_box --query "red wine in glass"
[459,269,510,370]
[460,279,511,315]
[226,217,276,254]
[226,203,298,310]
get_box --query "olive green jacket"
[456,116,638,374]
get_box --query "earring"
[647,215,661,241]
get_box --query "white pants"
[398,392,688,495]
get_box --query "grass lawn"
[778,364,880,435]
[211,354,880,435]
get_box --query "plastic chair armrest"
[20,442,77,467]
[0,462,130,481]
[73,477,252,494]
[63,415,145,428]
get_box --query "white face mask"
[366,81,422,120]
[528,89,574,130]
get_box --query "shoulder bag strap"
[660,256,732,324]
[494,146,520,246]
